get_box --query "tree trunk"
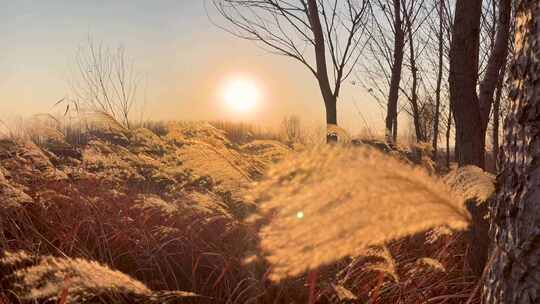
[307,0,339,143]
[479,0,512,130]
[484,2,540,302]
[410,96,423,142]
[449,0,484,168]
[405,10,423,144]
[385,0,405,144]
[432,0,445,160]
[325,98,338,142]
[482,0,512,172]
[392,116,398,144]
[446,104,452,169]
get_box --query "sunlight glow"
[223,78,260,112]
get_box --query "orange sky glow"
[0,1,395,135]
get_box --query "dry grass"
[0,114,170,151]
[0,119,484,303]
[0,251,152,303]
[209,120,282,145]
[444,165,495,204]
[0,251,205,304]
[0,123,271,303]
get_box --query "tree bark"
[449,0,484,168]
[307,0,338,142]
[484,2,540,302]
[385,0,405,144]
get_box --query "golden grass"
[0,124,271,303]
[415,257,446,273]
[209,120,281,144]
[444,165,495,204]
[0,120,482,303]
[249,146,470,281]
[1,251,151,303]
[364,246,399,283]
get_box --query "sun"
[223,78,260,112]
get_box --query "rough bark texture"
[484,1,540,302]
[385,0,405,143]
[449,0,484,168]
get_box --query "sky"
[0,0,387,133]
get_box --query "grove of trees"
[213,1,514,166]
[213,0,539,302]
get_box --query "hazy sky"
[1,0,385,133]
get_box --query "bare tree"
[355,0,405,144]
[68,37,141,129]
[431,0,447,160]
[484,1,540,301]
[401,0,433,144]
[358,0,447,146]
[479,0,512,139]
[212,0,369,142]
[385,0,405,144]
[449,0,512,169]
[404,0,454,161]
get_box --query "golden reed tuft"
[363,246,400,283]
[1,251,151,303]
[249,146,471,281]
[444,165,495,204]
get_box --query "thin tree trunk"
[492,72,504,171]
[454,129,460,163]
[385,0,405,144]
[479,0,512,130]
[446,104,452,170]
[432,0,445,160]
[484,2,540,302]
[405,12,423,144]
[449,0,484,168]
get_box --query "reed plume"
[249,146,470,281]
